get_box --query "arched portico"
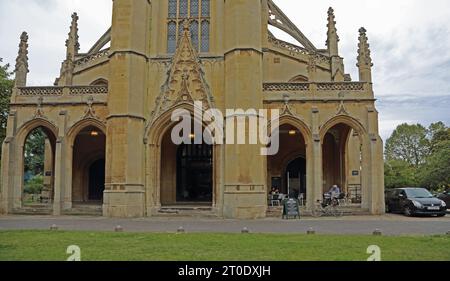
[13,118,58,211]
[145,103,222,215]
[266,116,315,209]
[63,119,106,211]
[320,115,368,209]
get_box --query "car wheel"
[437,213,446,217]
[404,206,413,217]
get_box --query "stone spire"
[326,7,339,57]
[357,27,373,83]
[14,32,29,88]
[66,12,80,60]
[57,13,79,86]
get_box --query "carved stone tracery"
[149,21,215,127]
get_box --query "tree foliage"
[24,175,44,195]
[0,58,14,155]
[385,123,429,167]
[24,128,47,176]
[385,122,450,191]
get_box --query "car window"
[405,189,433,199]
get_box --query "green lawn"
[0,231,449,261]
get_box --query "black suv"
[385,188,447,217]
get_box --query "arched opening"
[267,123,307,204]
[322,123,363,204]
[88,159,106,201]
[285,157,306,199]
[288,75,309,83]
[22,126,56,209]
[160,121,214,207]
[90,78,108,87]
[72,126,106,206]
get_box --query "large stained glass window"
[167,0,210,54]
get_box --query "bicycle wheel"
[312,207,323,217]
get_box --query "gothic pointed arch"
[66,118,107,147]
[320,115,366,143]
[16,118,58,147]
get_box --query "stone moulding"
[18,87,64,96]
[17,86,108,96]
[268,36,329,65]
[263,82,365,92]
[69,86,108,95]
[263,83,310,92]
[74,48,110,67]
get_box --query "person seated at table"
[329,185,341,199]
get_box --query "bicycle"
[312,198,344,217]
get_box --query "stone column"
[367,106,385,214]
[0,111,17,214]
[311,107,323,207]
[222,0,266,219]
[104,0,150,218]
[52,111,67,215]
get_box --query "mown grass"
[0,231,449,261]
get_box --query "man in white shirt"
[329,185,341,200]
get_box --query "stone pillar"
[104,0,150,218]
[0,112,18,214]
[52,111,67,215]
[367,106,385,214]
[311,107,323,207]
[222,0,266,219]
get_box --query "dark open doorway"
[88,159,105,202]
[285,157,306,199]
[176,144,213,204]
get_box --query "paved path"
[0,214,449,235]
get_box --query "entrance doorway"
[160,125,214,206]
[285,157,306,199]
[176,144,213,203]
[88,159,105,201]
[72,125,106,204]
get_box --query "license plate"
[428,206,440,210]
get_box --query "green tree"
[24,175,44,194]
[384,159,419,189]
[24,128,47,176]
[385,123,430,167]
[419,124,450,191]
[0,58,14,157]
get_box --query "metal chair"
[298,193,305,206]
[270,194,281,207]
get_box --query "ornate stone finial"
[57,12,79,86]
[14,32,29,87]
[326,7,339,57]
[357,27,373,82]
[66,12,80,60]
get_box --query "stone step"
[156,206,218,218]
[12,207,53,215]
[63,205,103,216]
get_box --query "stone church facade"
[0,0,385,218]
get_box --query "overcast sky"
[1,0,449,140]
